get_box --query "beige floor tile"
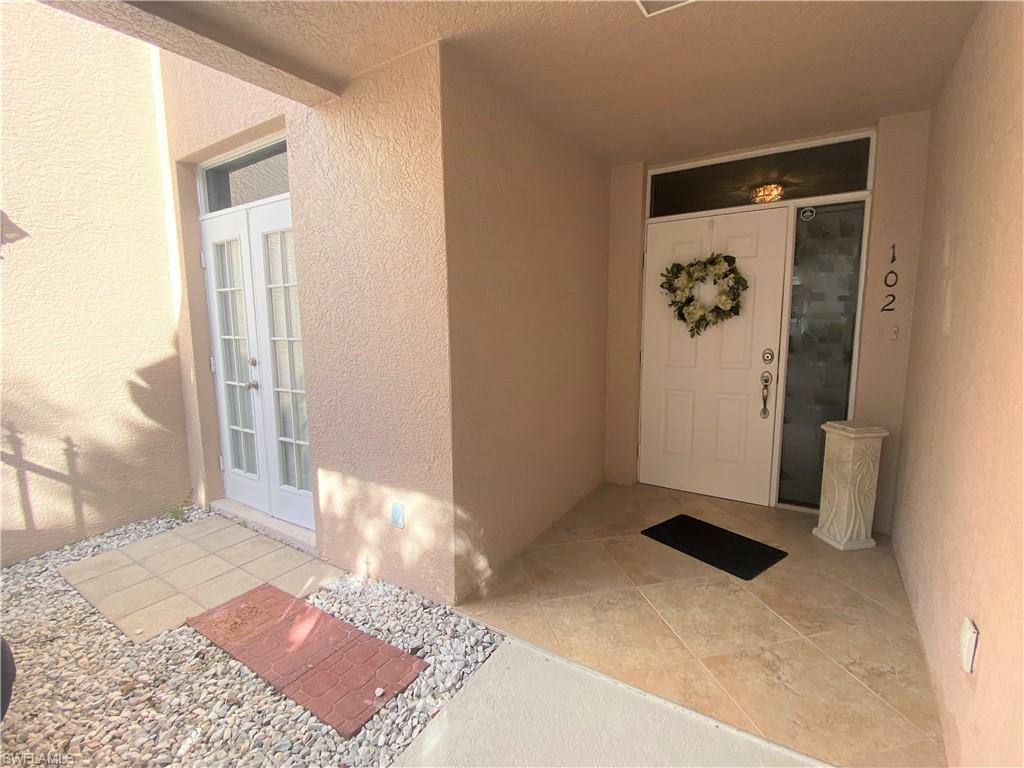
[542,589,692,680]
[174,515,234,541]
[73,564,152,601]
[119,530,188,562]
[744,559,896,636]
[185,568,263,609]
[643,577,797,658]
[193,523,260,553]
[93,577,177,620]
[602,535,717,586]
[270,559,342,598]
[114,593,205,643]
[59,549,134,585]
[469,601,562,653]
[521,541,633,600]
[162,554,236,591]
[136,540,210,575]
[704,638,923,765]
[459,557,538,613]
[625,660,759,735]
[216,534,283,566]
[846,739,947,767]
[808,548,914,616]
[811,622,943,739]
[241,545,312,581]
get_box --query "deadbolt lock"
[762,348,775,364]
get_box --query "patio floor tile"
[242,546,312,581]
[271,560,344,597]
[283,629,427,737]
[194,523,260,553]
[136,540,210,575]
[217,534,283,566]
[162,554,236,591]
[115,593,205,642]
[73,563,151,601]
[190,584,428,737]
[185,568,263,609]
[59,549,134,584]
[174,516,235,541]
[119,530,188,561]
[94,577,177,620]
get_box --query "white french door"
[201,195,314,529]
[639,207,788,506]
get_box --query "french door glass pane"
[265,229,311,491]
[778,202,865,507]
[214,239,257,475]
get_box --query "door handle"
[246,380,260,391]
[760,371,772,419]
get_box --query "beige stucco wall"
[289,48,455,603]
[440,49,609,598]
[160,47,457,602]
[892,4,1023,765]
[1,2,190,564]
[854,111,931,531]
[604,163,647,485]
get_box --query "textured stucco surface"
[892,4,1023,765]
[854,112,930,532]
[440,49,609,597]
[49,0,336,105]
[603,163,646,484]
[287,47,456,603]
[1,2,190,564]
[113,1,978,164]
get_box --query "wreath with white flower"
[660,253,749,337]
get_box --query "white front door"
[639,207,789,505]
[201,195,314,529]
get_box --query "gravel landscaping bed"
[0,509,502,767]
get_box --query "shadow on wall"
[1,353,190,565]
[316,469,500,605]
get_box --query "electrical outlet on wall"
[960,617,979,673]
[390,501,406,530]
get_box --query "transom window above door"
[203,141,289,213]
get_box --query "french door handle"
[246,380,260,391]
[760,371,772,419]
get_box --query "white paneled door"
[639,207,789,505]
[201,196,314,529]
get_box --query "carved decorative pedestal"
[814,420,890,551]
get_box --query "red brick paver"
[188,584,428,737]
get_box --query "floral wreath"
[660,253,749,337]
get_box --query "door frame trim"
[638,188,872,508]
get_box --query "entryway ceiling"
[133,0,979,164]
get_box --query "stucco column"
[814,421,890,550]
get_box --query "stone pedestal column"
[814,420,890,551]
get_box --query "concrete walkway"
[396,639,823,767]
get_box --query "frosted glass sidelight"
[778,202,865,508]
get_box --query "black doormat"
[641,515,787,580]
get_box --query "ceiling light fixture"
[751,183,785,204]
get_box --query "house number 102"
[881,243,898,312]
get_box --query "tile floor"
[189,583,427,737]
[59,516,342,642]
[458,483,946,767]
